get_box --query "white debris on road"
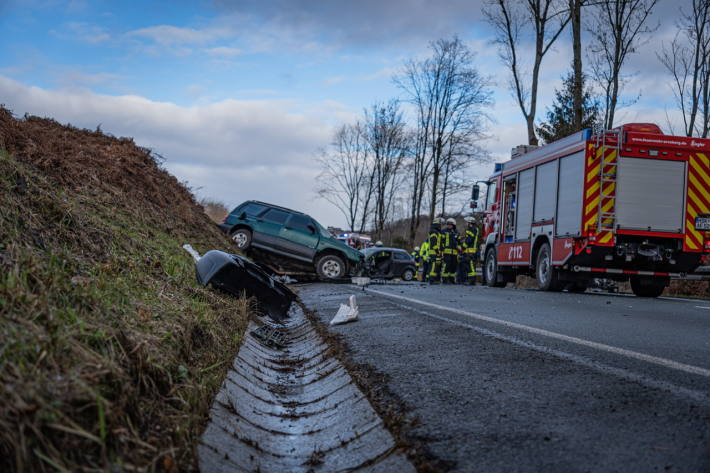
[330,295,359,325]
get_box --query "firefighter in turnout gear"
[461,216,479,285]
[419,240,430,281]
[441,218,459,284]
[427,218,443,284]
[411,246,421,273]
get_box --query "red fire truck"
[474,124,710,297]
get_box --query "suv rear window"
[239,202,267,217]
[263,208,290,224]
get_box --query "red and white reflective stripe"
[572,266,682,278]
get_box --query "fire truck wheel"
[536,243,563,291]
[484,248,506,288]
[629,276,666,298]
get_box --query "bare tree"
[658,0,710,137]
[440,129,489,214]
[586,0,658,129]
[395,36,492,243]
[484,0,571,145]
[315,122,369,231]
[570,0,584,131]
[364,100,409,238]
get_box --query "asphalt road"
[298,283,710,473]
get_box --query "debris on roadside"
[184,245,296,321]
[182,243,201,262]
[352,276,417,288]
[249,324,288,349]
[352,276,371,289]
[330,295,359,325]
[273,274,298,284]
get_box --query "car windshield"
[313,220,332,238]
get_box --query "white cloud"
[204,46,242,57]
[127,24,233,46]
[52,21,110,44]
[214,0,487,48]
[0,75,348,226]
[358,66,400,81]
[322,76,346,86]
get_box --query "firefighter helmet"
[446,217,456,225]
[464,216,475,223]
[375,240,383,247]
[432,217,442,225]
[414,246,420,251]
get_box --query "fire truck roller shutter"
[616,157,686,233]
[556,151,585,236]
[534,160,558,222]
[515,168,535,240]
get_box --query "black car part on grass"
[195,250,296,321]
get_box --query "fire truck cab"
[476,124,710,297]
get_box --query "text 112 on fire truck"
[472,123,710,298]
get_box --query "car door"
[392,251,411,276]
[253,208,291,252]
[369,250,394,277]
[279,213,319,261]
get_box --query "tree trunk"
[571,0,583,131]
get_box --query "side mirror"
[472,184,480,202]
[307,224,316,234]
[238,212,247,220]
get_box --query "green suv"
[218,201,364,280]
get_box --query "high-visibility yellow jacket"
[441,229,459,255]
[462,227,479,255]
[420,240,430,262]
[428,230,442,258]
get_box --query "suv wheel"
[231,228,252,250]
[402,268,415,281]
[316,254,346,280]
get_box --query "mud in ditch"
[299,299,454,473]
[198,304,415,472]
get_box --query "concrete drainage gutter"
[198,304,415,473]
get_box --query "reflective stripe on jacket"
[462,228,479,254]
[428,231,442,257]
[420,241,430,262]
[441,230,459,255]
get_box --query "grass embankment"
[0,109,249,472]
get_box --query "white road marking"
[695,306,710,310]
[373,297,710,405]
[359,313,402,320]
[660,296,708,303]
[365,288,710,379]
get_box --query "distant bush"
[200,198,229,223]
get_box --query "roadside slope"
[0,108,248,472]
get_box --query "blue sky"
[0,0,686,227]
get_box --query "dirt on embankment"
[0,107,249,472]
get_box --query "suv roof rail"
[247,200,306,216]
